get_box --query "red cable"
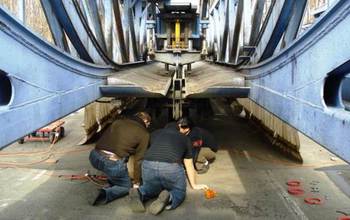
[338,216,350,220]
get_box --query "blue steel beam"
[100,0,113,58]
[113,0,129,63]
[245,0,350,162]
[128,6,139,61]
[133,1,142,57]
[79,0,107,53]
[281,0,307,48]
[210,5,221,60]
[69,0,114,64]
[251,0,294,63]
[48,0,95,63]
[48,0,146,66]
[0,6,115,148]
[219,0,229,62]
[217,0,225,61]
[40,0,70,52]
[48,0,112,65]
[249,0,265,46]
[228,0,243,64]
[137,2,149,59]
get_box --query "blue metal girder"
[112,0,129,63]
[40,0,70,52]
[219,0,229,62]
[249,0,265,46]
[47,0,111,65]
[245,1,350,162]
[79,0,107,53]
[0,6,114,148]
[47,0,93,63]
[281,0,307,48]
[251,0,294,63]
[100,0,113,58]
[128,7,139,61]
[228,0,243,64]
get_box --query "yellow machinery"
[172,19,187,49]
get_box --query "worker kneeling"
[88,112,151,206]
[129,124,208,215]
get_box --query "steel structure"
[0,0,349,163]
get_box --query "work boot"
[196,163,209,174]
[129,188,145,212]
[148,190,170,215]
[90,189,106,206]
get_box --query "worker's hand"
[192,184,208,190]
[133,183,140,188]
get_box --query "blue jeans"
[139,160,186,209]
[89,149,131,203]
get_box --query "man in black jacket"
[165,118,218,173]
[89,112,151,205]
[176,117,218,173]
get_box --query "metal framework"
[0,0,350,163]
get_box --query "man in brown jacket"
[89,112,151,205]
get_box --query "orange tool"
[204,188,217,199]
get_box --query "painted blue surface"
[246,0,350,162]
[0,6,114,148]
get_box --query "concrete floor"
[1,110,350,220]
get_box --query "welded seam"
[9,74,62,93]
[250,83,324,110]
[8,80,103,109]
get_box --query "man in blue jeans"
[89,112,151,205]
[129,124,208,215]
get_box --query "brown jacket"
[95,118,150,183]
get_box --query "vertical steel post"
[100,0,113,59]
[113,0,129,62]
